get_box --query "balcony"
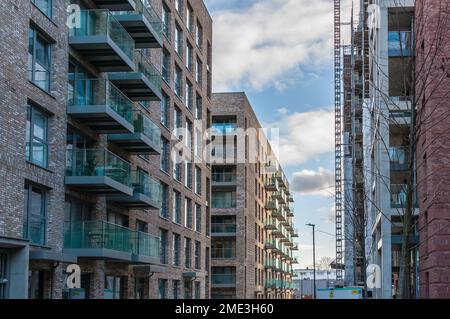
[264,219,278,231]
[264,280,276,290]
[291,228,299,238]
[63,220,160,264]
[388,31,412,57]
[272,191,286,204]
[108,110,161,154]
[112,0,163,48]
[211,123,237,135]
[211,223,237,237]
[108,50,162,101]
[211,274,236,288]
[68,79,135,134]
[272,208,286,222]
[285,205,294,217]
[288,195,294,203]
[274,171,287,187]
[69,10,135,71]
[92,0,135,10]
[66,148,132,196]
[211,248,235,259]
[264,240,277,250]
[264,200,277,211]
[107,169,161,208]
[264,177,278,191]
[264,259,276,270]
[212,172,237,188]
[389,146,409,171]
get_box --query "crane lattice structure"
[334,0,343,283]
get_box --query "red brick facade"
[416,0,450,299]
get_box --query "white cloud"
[210,0,353,91]
[291,167,334,197]
[265,108,335,166]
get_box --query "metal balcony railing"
[211,223,237,234]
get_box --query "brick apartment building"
[416,0,450,299]
[209,93,298,299]
[0,0,212,299]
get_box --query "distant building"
[292,269,336,299]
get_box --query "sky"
[204,0,354,268]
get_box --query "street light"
[306,223,316,299]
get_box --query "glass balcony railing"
[265,200,277,210]
[212,172,237,183]
[69,10,135,61]
[211,247,236,259]
[114,0,163,41]
[389,146,409,171]
[134,110,161,149]
[388,31,412,57]
[133,50,162,91]
[68,78,134,125]
[132,170,161,203]
[211,274,236,285]
[211,123,237,135]
[64,220,159,258]
[66,148,131,186]
[211,223,237,234]
[211,198,237,209]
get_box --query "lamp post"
[306,223,316,299]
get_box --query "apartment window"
[172,280,180,299]
[212,191,237,208]
[194,241,201,270]
[28,28,51,92]
[160,93,170,128]
[184,161,192,189]
[175,0,183,16]
[194,128,202,159]
[196,58,203,85]
[135,220,148,233]
[162,50,170,84]
[184,197,193,229]
[185,119,193,149]
[187,3,194,32]
[212,240,235,259]
[196,21,203,49]
[195,94,202,119]
[194,203,202,233]
[32,0,52,17]
[195,166,202,195]
[160,229,168,264]
[160,137,170,173]
[185,81,193,110]
[173,190,182,224]
[184,237,192,268]
[173,151,182,182]
[174,66,182,98]
[173,106,183,133]
[186,42,193,71]
[175,24,183,57]
[194,281,201,299]
[158,279,168,299]
[162,4,171,40]
[26,104,48,168]
[173,233,181,266]
[160,183,169,219]
[23,183,47,245]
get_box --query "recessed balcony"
[389,146,409,171]
[108,50,162,101]
[68,79,135,134]
[211,223,237,237]
[69,10,135,71]
[264,200,277,211]
[66,148,132,196]
[63,220,160,264]
[212,172,237,188]
[211,274,236,288]
[211,247,235,260]
[264,219,278,231]
[108,169,161,208]
[92,0,136,11]
[108,110,161,154]
[112,0,163,48]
